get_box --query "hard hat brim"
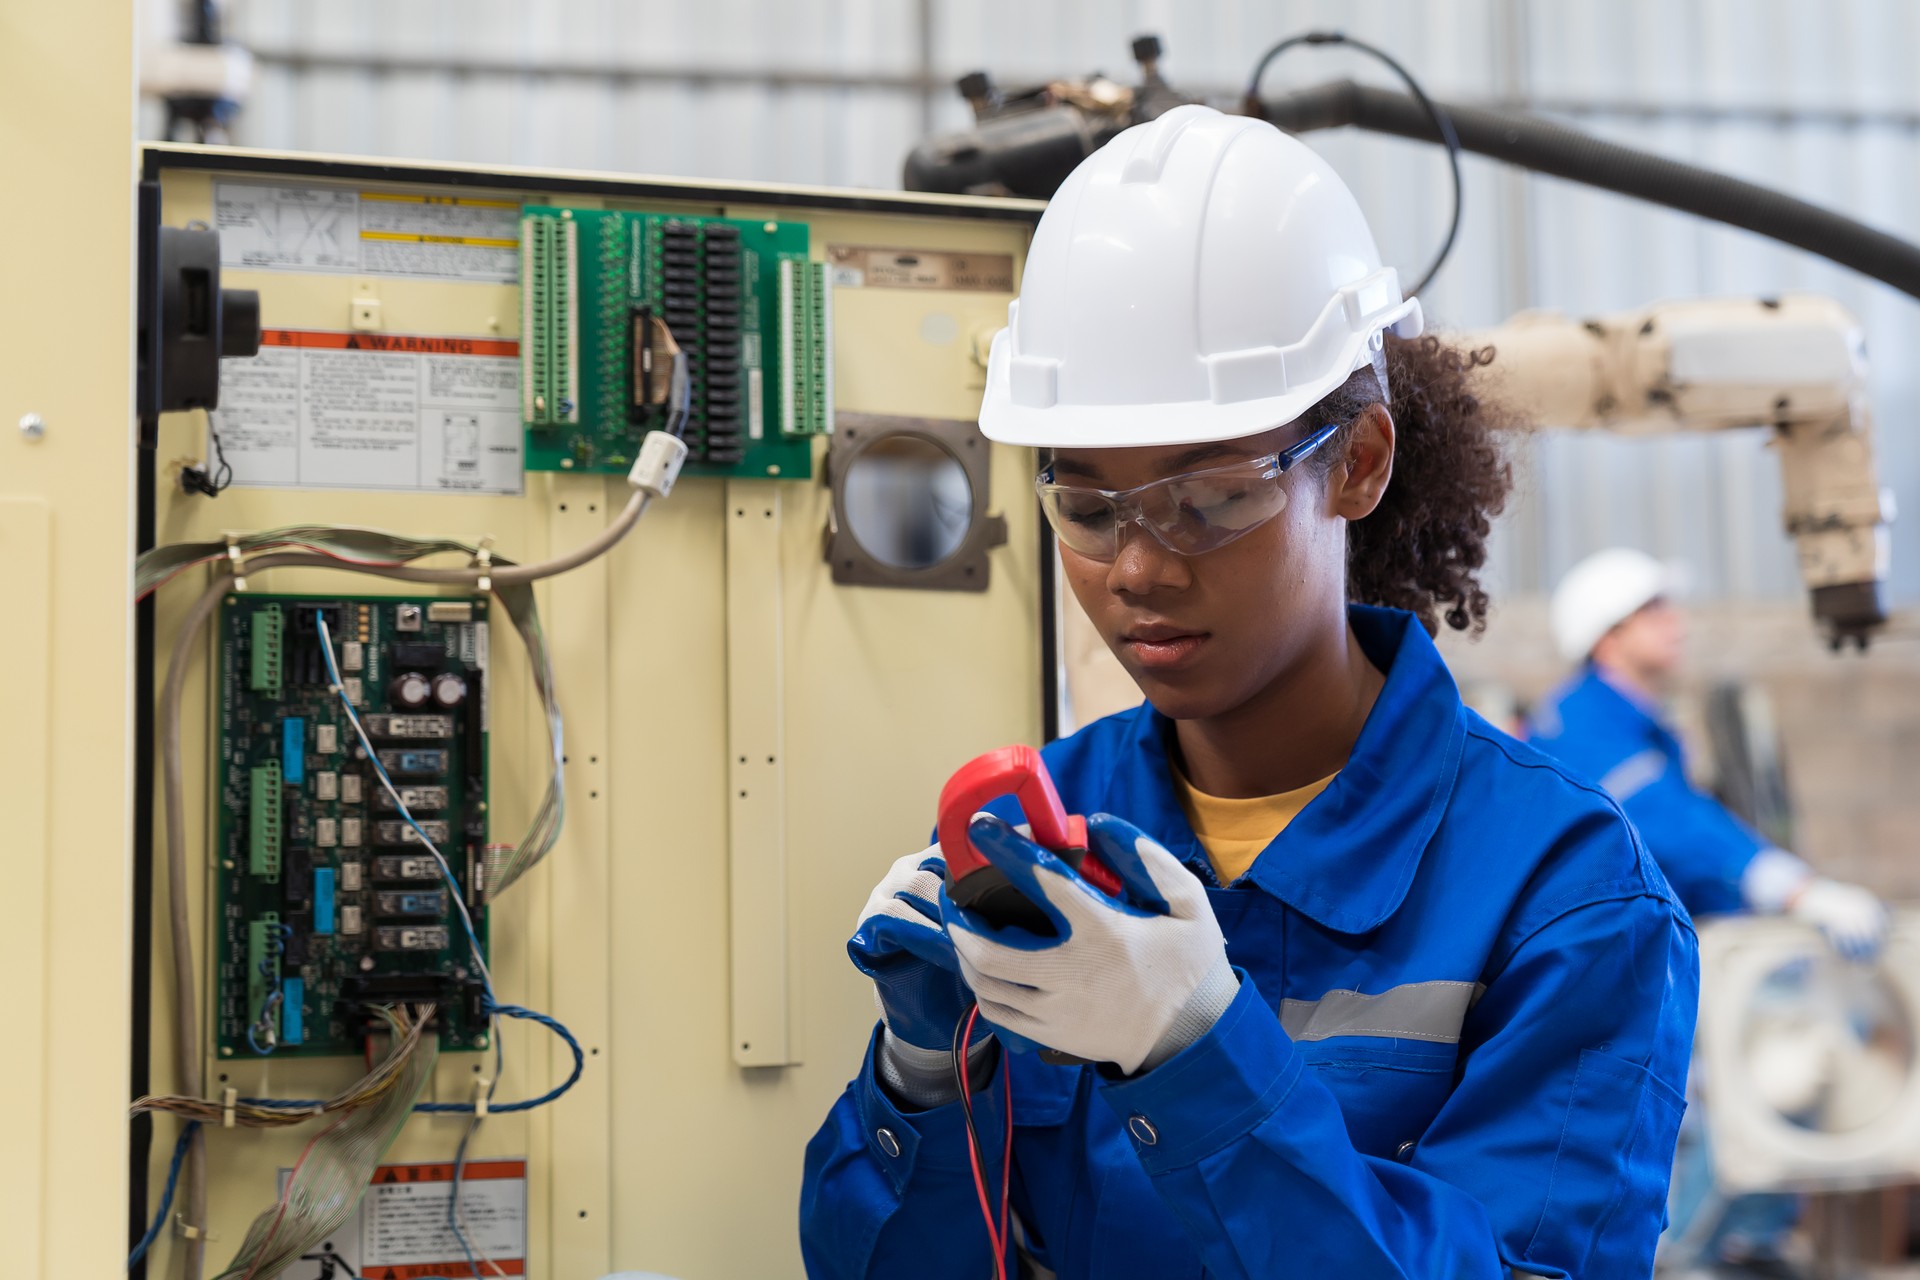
[979,369,1355,450]
[977,294,1422,451]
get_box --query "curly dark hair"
[1304,334,1517,636]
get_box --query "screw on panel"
[18,413,45,439]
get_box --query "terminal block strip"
[779,258,834,440]
[521,211,579,428]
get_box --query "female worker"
[801,106,1697,1279]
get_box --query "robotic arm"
[1472,294,1892,648]
[912,42,1903,650]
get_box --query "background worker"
[801,106,1697,1280]
[1527,547,1889,1275]
[1528,549,1887,953]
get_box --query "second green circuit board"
[214,594,493,1058]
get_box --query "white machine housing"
[1696,912,1920,1193]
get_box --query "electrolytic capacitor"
[431,672,468,709]
[389,671,432,710]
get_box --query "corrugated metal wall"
[210,0,1920,602]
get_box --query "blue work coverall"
[1527,666,1764,918]
[801,606,1699,1279]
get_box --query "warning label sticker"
[215,181,521,283]
[284,1157,528,1279]
[217,328,524,495]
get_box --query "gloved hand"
[848,847,973,1052]
[1790,878,1890,963]
[944,812,1238,1075]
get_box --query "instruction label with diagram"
[283,1157,528,1279]
[216,328,524,495]
[216,180,521,283]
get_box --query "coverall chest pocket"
[1296,1038,1459,1160]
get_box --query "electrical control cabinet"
[215,593,491,1058]
[125,144,1043,1280]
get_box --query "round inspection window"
[1738,952,1915,1134]
[841,434,975,570]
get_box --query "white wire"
[317,609,509,1279]
[314,611,495,999]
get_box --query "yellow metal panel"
[0,3,136,1276]
[131,149,1037,1280]
[0,500,52,1270]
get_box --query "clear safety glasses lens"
[1037,458,1290,560]
[1035,422,1343,562]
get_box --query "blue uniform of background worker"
[801,108,1698,1280]
[1527,547,1888,1274]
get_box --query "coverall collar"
[1574,663,1685,756]
[1119,605,1467,934]
[1589,661,1667,720]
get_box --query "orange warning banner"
[368,1158,525,1184]
[260,328,519,358]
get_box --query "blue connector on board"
[283,717,306,785]
[314,866,336,935]
[281,977,305,1046]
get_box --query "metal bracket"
[824,412,1007,592]
[727,480,794,1067]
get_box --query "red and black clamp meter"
[938,745,1124,934]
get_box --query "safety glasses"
[1035,420,1343,561]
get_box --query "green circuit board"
[214,593,492,1058]
[519,205,832,479]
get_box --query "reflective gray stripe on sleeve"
[1598,747,1668,803]
[1279,980,1485,1044]
[1511,1271,1551,1279]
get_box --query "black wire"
[951,1005,1000,1278]
[952,1005,987,1176]
[181,410,234,498]
[1243,31,1463,297]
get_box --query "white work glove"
[846,847,993,1107]
[1790,878,1889,963]
[942,811,1238,1075]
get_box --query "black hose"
[1254,79,1920,304]
[1245,33,1463,295]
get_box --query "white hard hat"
[1550,548,1675,662]
[979,104,1424,450]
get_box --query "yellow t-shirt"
[1173,766,1337,885]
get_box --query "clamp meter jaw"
[938,745,1122,934]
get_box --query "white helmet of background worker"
[1550,547,1676,662]
[977,104,1425,450]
